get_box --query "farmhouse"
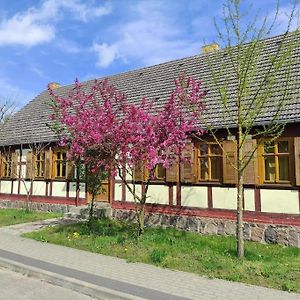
[0,32,299,246]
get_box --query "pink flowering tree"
[49,74,206,235]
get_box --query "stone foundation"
[112,209,300,247]
[0,199,74,214]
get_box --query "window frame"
[195,142,223,182]
[53,148,68,179]
[34,151,46,179]
[1,152,13,178]
[152,163,166,181]
[258,138,294,185]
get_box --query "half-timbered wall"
[0,134,300,222]
[0,148,86,205]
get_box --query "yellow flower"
[73,232,80,238]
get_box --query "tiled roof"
[0,31,299,147]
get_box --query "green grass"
[0,208,62,227]
[23,218,300,293]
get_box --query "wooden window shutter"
[11,151,18,179]
[180,143,195,183]
[294,137,300,185]
[45,149,53,179]
[25,151,34,179]
[222,140,237,184]
[133,161,149,182]
[67,161,75,180]
[166,160,179,182]
[243,139,258,185]
[133,161,144,181]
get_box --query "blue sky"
[0,0,298,108]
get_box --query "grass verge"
[23,218,300,293]
[0,208,62,227]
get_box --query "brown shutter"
[133,161,143,181]
[45,149,53,179]
[243,139,258,185]
[26,151,34,179]
[166,160,179,182]
[67,161,75,180]
[223,140,237,184]
[11,151,18,179]
[180,143,195,183]
[294,137,300,186]
[133,161,149,182]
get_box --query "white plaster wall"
[181,186,208,208]
[126,184,142,202]
[52,182,67,197]
[69,182,86,198]
[32,181,46,196]
[213,187,237,210]
[261,189,299,214]
[79,184,86,199]
[147,185,169,205]
[20,165,26,180]
[19,182,31,195]
[126,171,133,181]
[0,181,11,194]
[114,183,122,201]
[13,182,18,194]
[244,189,255,211]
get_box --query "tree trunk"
[237,130,244,258]
[89,194,95,224]
[137,202,145,236]
[237,171,244,257]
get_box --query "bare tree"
[0,100,15,124]
[200,0,300,257]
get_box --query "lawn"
[0,208,62,227]
[23,218,300,293]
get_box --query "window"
[153,163,166,181]
[2,153,12,178]
[261,139,292,183]
[54,150,67,178]
[34,152,45,178]
[196,143,222,182]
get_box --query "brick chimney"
[201,43,220,54]
[47,82,61,90]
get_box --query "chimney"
[201,43,220,54]
[48,82,61,90]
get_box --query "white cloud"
[0,10,55,46]
[92,43,119,67]
[91,1,200,68]
[57,0,112,22]
[0,0,112,47]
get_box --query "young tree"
[49,75,206,235]
[202,0,299,257]
[0,100,15,124]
